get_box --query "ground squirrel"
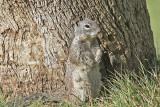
[65,16,102,103]
[8,16,102,106]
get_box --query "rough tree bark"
[0,0,157,98]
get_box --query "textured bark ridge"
[0,0,157,98]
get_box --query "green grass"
[146,0,160,58]
[0,92,7,107]
[104,69,160,107]
[1,65,160,107]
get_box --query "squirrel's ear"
[74,24,78,33]
[84,10,88,19]
[85,13,88,19]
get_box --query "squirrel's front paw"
[95,50,102,63]
[95,56,101,63]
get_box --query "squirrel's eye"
[84,24,91,28]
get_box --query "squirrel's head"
[74,18,100,39]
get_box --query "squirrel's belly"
[88,65,101,98]
[72,64,101,101]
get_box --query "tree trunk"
[0,0,156,98]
